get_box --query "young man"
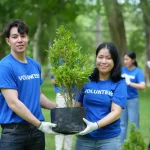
[0,19,58,150]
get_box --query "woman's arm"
[74,101,82,107]
[97,102,122,128]
[129,82,145,90]
[79,102,123,135]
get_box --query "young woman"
[120,51,146,145]
[74,42,127,150]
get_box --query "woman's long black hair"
[89,42,122,82]
[124,51,138,67]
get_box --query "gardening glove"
[79,118,98,135]
[121,74,126,78]
[124,75,131,85]
[38,122,58,134]
[122,74,131,85]
[147,61,150,68]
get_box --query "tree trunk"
[96,12,101,47]
[103,0,127,59]
[33,21,42,63]
[140,0,150,86]
[96,0,102,47]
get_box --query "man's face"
[6,27,29,53]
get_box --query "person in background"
[147,61,150,69]
[120,51,146,145]
[0,19,58,150]
[50,75,74,150]
[74,42,127,150]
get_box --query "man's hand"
[38,122,58,134]
[79,118,98,135]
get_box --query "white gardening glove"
[38,122,57,134]
[125,75,131,85]
[79,118,99,135]
[121,74,126,78]
[147,61,150,68]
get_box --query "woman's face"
[124,55,134,68]
[96,48,114,76]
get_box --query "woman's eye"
[12,36,17,39]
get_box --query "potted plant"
[48,25,93,134]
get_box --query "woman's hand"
[79,118,98,135]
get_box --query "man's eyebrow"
[11,33,26,36]
[10,34,18,36]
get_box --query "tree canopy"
[0,0,150,81]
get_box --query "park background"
[0,0,150,149]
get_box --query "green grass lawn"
[0,79,150,150]
[139,88,150,145]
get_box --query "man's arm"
[40,90,57,109]
[1,88,58,134]
[1,89,41,127]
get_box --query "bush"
[122,124,147,150]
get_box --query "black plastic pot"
[51,107,86,134]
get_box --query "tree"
[103,0,127,58]
[0,0,86,64]
[139,0,150,86]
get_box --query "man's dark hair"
[3,19,29,38]
[89,42,122,82]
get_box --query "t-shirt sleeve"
[77,85,86,103]
[35,61,43,85]
[0,65,18,90]
[111,79,127,109]
[136,69,145,83]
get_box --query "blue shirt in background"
[122,67,145,99]
[50,75,62,93]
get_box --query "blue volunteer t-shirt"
[0,53,45,124]
[78,79,127,140]
[122,67,145,99]
[50,58,63,93]
[50,75,62,93]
